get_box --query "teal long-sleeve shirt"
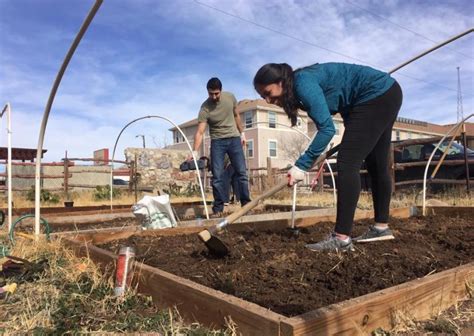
[294,62,395,171]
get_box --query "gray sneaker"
[353,226,394,243]
[305,233,354,252]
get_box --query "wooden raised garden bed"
[64,206,473,335]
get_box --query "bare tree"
[152,134,171,148]
[279,133,309,162]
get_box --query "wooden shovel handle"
[222,144,340,227]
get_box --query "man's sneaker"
[306,233,354,252]
[353,226,394,243]
[211,210,223,218]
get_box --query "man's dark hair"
[207,77,222,91]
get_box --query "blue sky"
[0,0,473,161]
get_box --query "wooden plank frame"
[63,206,473,335]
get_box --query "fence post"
[134,153,138,203]
[317,164,324,191]
[461,123,470,194]
[64,151,69,196]
[389,144,395,193]
[267,157,273,187]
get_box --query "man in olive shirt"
[191,77,250,214]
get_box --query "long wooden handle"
[224,180,288,225]
[213,144,340,231]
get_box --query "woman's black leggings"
[335,81,403,235]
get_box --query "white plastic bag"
[132,194,177,229]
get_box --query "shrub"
[93,185,121,201]
[26,187,60,204]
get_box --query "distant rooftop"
[169,98,469,136]
[0,147,47,161]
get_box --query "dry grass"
[0,235,236,335]
[373,295,473,335]
[2,185,472,210]
[0,190,211,209]
[265,187,474,209]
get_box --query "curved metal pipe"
[422,113,473,215]
[388,28,473,74]
[34,0,103,237]
[110,115,209,219]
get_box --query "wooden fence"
[0,157,131,193]
[247,138,473,193]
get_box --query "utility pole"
[457,67,464,122]
[136,134,146,148]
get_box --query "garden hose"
[0,210,8,256]
[0,210,5,227]
[9,214,51,244]
[0,244,9,258]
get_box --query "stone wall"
[124,148,200,193]
[11,163,111,191]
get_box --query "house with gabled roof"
[168,99,472,169]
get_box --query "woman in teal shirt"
[254,62,403,252]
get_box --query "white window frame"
[268,111,276,128]
[245,111,253,129]
[268,139,277,158]
[246,139,254,158]
[396,130,401,141]
[296,117,303,128]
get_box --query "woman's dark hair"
[253,63,299,126]
[207,77,222,91]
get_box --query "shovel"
[198,145,340,257]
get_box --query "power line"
[193,0,470,96]
[345,0,474,60]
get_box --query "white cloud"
[0,0,472,161]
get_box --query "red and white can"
[114,246,135,296]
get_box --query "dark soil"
[100,214,473,317]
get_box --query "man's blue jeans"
[210,137,250,213]
[223,164,240,203]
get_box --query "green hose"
[0,244,9,258]
[9,214,51,244]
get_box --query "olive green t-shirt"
[198,91,240,140]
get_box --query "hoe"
[198,145,340,257]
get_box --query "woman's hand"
[287,165,306,186]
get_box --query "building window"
[268,111,276,128]
[269,140,277,158]
[174,131,183,143]
[396,130,401,141]
[245,111,253,129]
[296,117,302,128]
[407,132,412,139]
[246,139,254,158]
